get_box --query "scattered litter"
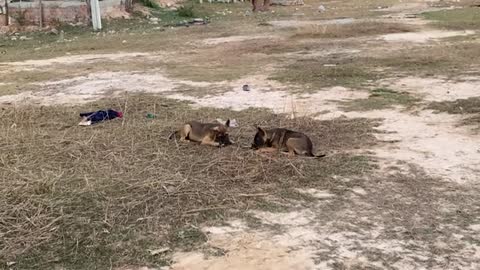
[216,118,239,128]
[148,247,170,255]
[146,113,156,119]
[166,18,209,27]
[271,0,304,7]
[258,22,273,26]
[6,262,16,267]
[149,17,161,23]
[78,109,123,126]
[242,84,251,91]
[69,22,84,27]
[323,64,337,67]
[318,5,326,12]
[404,14,417,19]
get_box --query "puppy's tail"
[168,130,179,140]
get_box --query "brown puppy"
[251,127,325,157]
[169,120,232,147]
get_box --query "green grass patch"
[422,7,480,30]
[342,88,420,111]
[140,0,160,9]
[0,5,215,63]
[177,5,196,18]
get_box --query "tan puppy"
[251,127,325,157]
[169,120,232,147]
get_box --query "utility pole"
[90,0,101,31]
[5,0,8,26]
[38,0,43,28]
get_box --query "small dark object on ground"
[166,18,209,28]
[258,22,273,26]
[79,109,123,126]
[242,84,250,91]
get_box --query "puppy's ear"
[225,119,230,127]
[257,126,266,137]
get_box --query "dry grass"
[428,97,480,114]
[272,41,480,90]
[0,83,37,97]
[376,42,480,77]
[422,7,480,30]
[428,97,480,128]
[271,57,377,90]
[351,166,480,267]
[299,163,480,268]
[0,95,380,269]
[341,88,420,111]
[291,21,412,39]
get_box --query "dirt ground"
[1,0,480,269]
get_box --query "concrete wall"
[7,0,124,26]
[100,0,125,14]
[0,14,6,26]
[9,1,89,25]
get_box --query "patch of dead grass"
[271,57,377,90]
[428,97,480,128]
[368,166,480,249]
[341,88,420,111]
[422,7,480,30]
[377,42,480,77]
[291,21,412,39]
[0,83,37,97]
[375,41,480,77]
[295,163,480,268]
[0,95,379,269]
[428,97,480,114]
[273,41,480,90]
